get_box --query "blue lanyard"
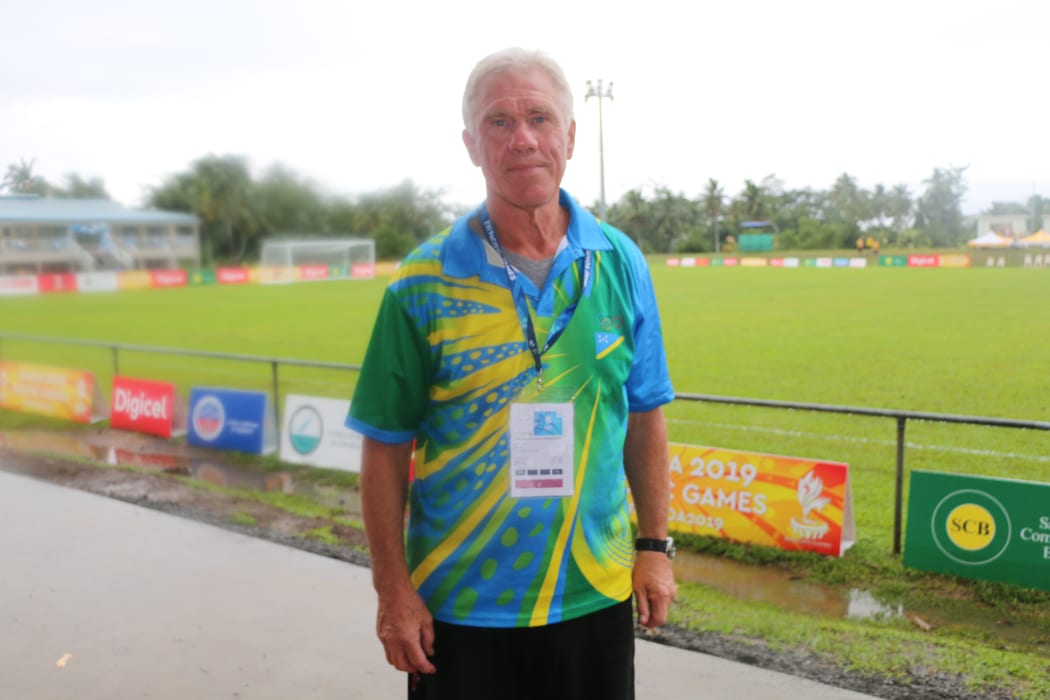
[480,209,591,391]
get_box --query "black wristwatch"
[635,536,675,559]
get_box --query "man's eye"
[493,118,506,127]
[534,116,546,124]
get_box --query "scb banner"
[187,387,276,455]
[904,471,1050,592]
[655,443,855,557]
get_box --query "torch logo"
[791,470,830,540]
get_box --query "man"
[346,47,676,700]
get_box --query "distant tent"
[1018,230,1050,248]
[967,231,1012,248]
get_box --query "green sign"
[879,255,907,267]
[738,233,773,252]
[904,470,1050,592]
[189,270,216,286]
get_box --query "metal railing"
[2,332,1048,555]
[0,333,360,432]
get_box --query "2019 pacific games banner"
[663,443,856,557]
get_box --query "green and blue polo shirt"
[347,190,674,628]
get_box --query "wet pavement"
[0,468,884,699]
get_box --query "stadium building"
[0,195,200,274]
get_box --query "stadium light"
[584,79,613,222]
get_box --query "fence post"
[893,416,907,555]
[271,360,280,434]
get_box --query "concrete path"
[0,469,882,699]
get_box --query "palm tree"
[701,178,724,252]
[2,158,49,195]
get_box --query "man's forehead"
[475,69,561,109]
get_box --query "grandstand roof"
[0,195,198,225]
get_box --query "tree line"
[4,156,1046,261]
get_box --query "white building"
[0,196,199,274]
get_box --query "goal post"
[259,238,375,284]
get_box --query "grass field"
[2,264,1050,696]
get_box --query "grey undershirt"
[502,248,554,290]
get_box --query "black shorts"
[408,598,635,700]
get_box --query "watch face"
[666,537,676,559]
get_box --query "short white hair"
[461,48,575,136]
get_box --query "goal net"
[259,238,375,284]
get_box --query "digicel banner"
[660,443,856,557]
[109,376,186,438]
[0,361,105,423]
[149,269,188,288]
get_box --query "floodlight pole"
[585,79,613,221]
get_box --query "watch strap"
[635,537,671,555]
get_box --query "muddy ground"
[0,437,1006,700]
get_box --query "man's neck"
[487,196,568,260]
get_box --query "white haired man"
[348,47,676,700]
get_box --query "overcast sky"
[2,0,1045,216]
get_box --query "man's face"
[462,67,576,212]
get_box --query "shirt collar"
[441,189,612,280]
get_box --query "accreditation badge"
[508,387,576,499]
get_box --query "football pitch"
[1,265,1048,554]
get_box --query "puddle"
[1,428,1046,647]
[673,550,903,620]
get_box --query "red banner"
[908,255,939,268]
[150,269,188,288]
[110,376,184,438]
[38,273,78,293]
[217,267,251,284]
[298,264,329,281]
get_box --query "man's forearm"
[623,407,671,538]
[359,437,415,590]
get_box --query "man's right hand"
[375,585,437,675]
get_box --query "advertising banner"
[187,387,276,455]
[189,270,216,286]
[297,264,329,281]
[741,257,767,267]
[908,255,939,268]
[351,262,376,278]
[0,275,40,296]
[149,269,188,288]
[279,394,363,471]
[118,271,153,290]
[659,443,855,557]
[0,361,107,423]
[75,272,120,293]
[38,273,77,293]
[110,376,186,438]
[904,471,1050,593]
[216,267,252,285]
[939,255,972,268]
[879,255,908,267]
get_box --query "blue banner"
[187,387,276,455]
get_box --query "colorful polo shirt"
[347,190,674,628]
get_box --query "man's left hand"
[632,551,676,628]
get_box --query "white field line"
[667,418,1050,464]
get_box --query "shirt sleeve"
[625,249,675,412]
[345,287,430,443]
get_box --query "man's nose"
[510,122,538,150]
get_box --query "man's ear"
[566,120,576,160]
[462,129,482,166]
